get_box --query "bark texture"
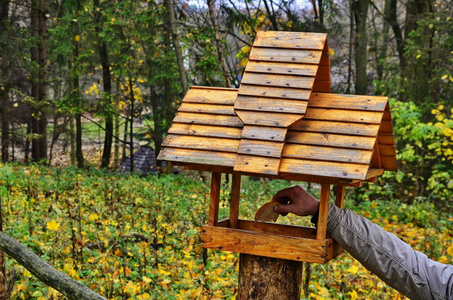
[0,232,106,300]
[238,254,302,300]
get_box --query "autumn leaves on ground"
[0,164,451,299]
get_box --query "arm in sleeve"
[325,204,453,300]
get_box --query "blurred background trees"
[0,0,452,210]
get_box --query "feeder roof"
[157,31,397,184]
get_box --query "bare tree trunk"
[207,0,232,87]
[94,0,113,169]
[128,80,135,173]
[165,0,188,94]
[0,0,10,164]
[351,0,370,95]
[30,0,48,162]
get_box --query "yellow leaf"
[441,75,448,80]
[142,276,152,284]
[47,219,60,231]
[74,35,80,42]
[348,265,359,274]
[329,48,335,56]
[88,213,99,221]
[416,54,421,59]
[447,245,453,256]
[349,290,358,300]
[123,280,140,295]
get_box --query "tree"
[351,0,370,95]
[30,0,48,162]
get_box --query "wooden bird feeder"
[158,31,397,298]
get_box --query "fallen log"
[0,232,106,300]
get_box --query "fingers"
[272,187,294,204]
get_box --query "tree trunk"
[94,0,113,169]
[30,0,48,162]
[207,0,232,87]
[73,42,84,169]
[128,80,135,173]
[388,0,405,69]
[238,254,302,300]
[351,0,370,95]
[0,0,10,163]
[165,0,188,94]
[263,0,278,30]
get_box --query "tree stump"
[238,253,303,300]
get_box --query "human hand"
[272,185,320,217]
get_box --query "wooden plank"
[379,120,393,133]
[239,84,311,100]
[309,93,388,111]
[312,80,331,93]
[372,140,382,168]
[241,125,287,142]
[317,184,330,240]
[378,133,395,145]
[238,139,285,158]
[290,120,380,137]
[209,172,222,225]
[379,144,396,156]
[304,108,384,124]
[335,186,345,208]
[235,110,303,128]
[282,144,373,164]
[234,95,308,114]
[280,159,369,180]
[381,156,397,172]
[315,66,331,82]
[229,173,241,229]
[201,225,333,263]
[173,112,243,127]
[249,47,322,64]
[184,87,238,105]
[245,61,318,77]
[162,135,239,153]
[234,155,281,176]
[366,168,385,179]
[168,123,242,139]
[286,131,377,150]
[319,51,330,67]
[241,72,314,90]
[237,220,317,239]
[157,148,237,167]
[253,31,327,50]
[178,102,235,115]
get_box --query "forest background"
[0,0,452,299]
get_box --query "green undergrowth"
[0,163,451,299]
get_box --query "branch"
[0,232,106,300]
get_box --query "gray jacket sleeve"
[326,204,453,300]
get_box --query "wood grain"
[178,102,235,115]
[249,47,322,64]
[234,95,308,114]
[304,108,384,124]
[234,155,281,175]
[317,184,330,240]
[238,139,285,158]
[241,72,314,89]
[241,125,288,142]
[253,31,327,50]
[157,148,237,167]
[282,144,373,164]
[229,173,241,229]
[309,93,388,111]
[245,61,318,76]
[235,110,303,127]
[183,86,238,105]
[280,158,369,180]
[290,120,380,137]
[162,134,239,153]
[168,123,242,139]
[173,112,243,127]
[286,131,376,150]
[209,172,221,225]
[239,84,311,100]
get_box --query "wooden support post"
[316,184,330,240]
[209,172,221,226]
[238,254,302,300]
[335,185,345,208]
[229,173,241,229]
